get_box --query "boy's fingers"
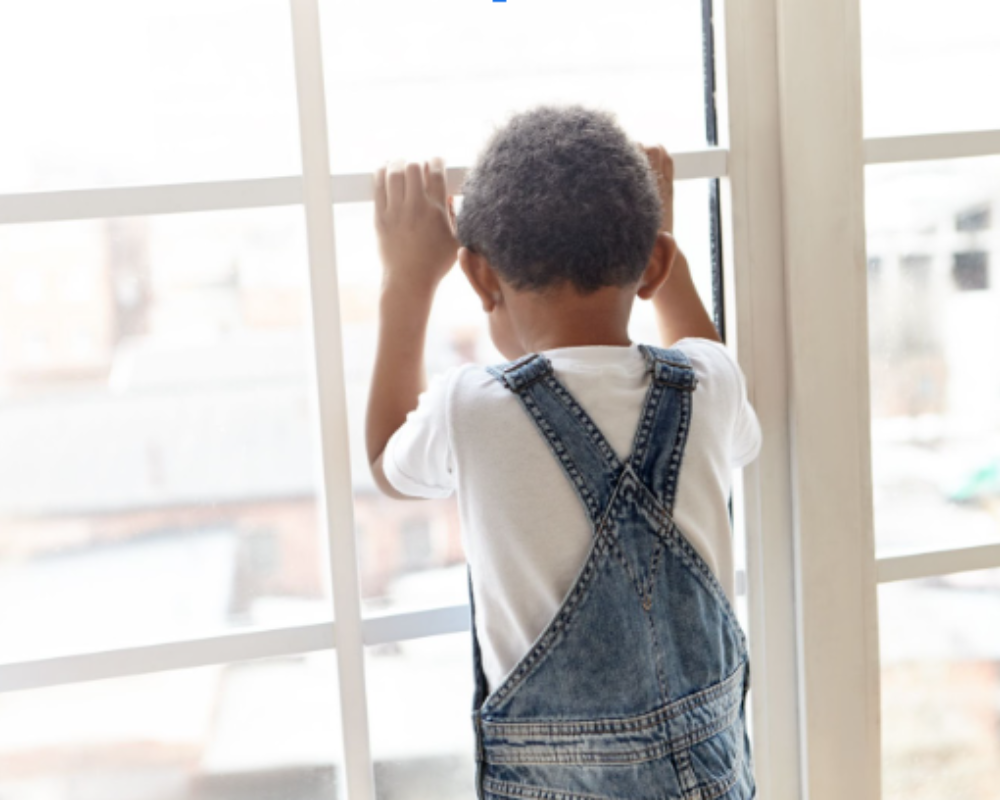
[637,142,674,181]
[385,158,405,208]
[373,166,388,215]
[658,146,674,180]
[424,157,447,204]
[403,162,423,206]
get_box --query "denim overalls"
[466,344,755,800]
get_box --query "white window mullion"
[772,0,881,798]
[864,129,1000,165]
[0,177,303,225]
[716,1,804,798]
[877,543,1000,584]
[0,624,335,695]
[288,1,375,799]
[0,149,728,226]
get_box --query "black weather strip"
[701,0,726,343]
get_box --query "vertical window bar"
[714,1,806,797]
[288,1,376,798]
[702,0,726,342]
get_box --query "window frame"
[0,2,731,797]
[3,1,1000,799]
[720,1,1000,799]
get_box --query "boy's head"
[455,104,674,357]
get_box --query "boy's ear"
[636,232,677,300]
[459,247,503,312]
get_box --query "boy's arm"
[367,286,435,500]
[652,247,721,345]
[366,157,459,499]
[638,143,721,346]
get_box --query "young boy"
[367,104,761,800]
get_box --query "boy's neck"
[508,284,635,354]
[525,328,633,353]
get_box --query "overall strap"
[485,353,623,528]
[629,344,699,513]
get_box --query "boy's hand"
[637,143,674,234]
[373,157,458,294]
[635,142,721,344]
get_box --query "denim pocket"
[483,774,620,800]
[482,761,685,800]
[686,712,750,800]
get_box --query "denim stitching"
[647,539,664,596]
[480,347,751,799]
[520,389,602,522]
[482,700,744,766]
[629,381,664,468]
[627,363,691,515]
[654,377,698,391]
[483,777,616,800]
[491,356,626,476]
[482,476,631,712]
[483,744,742,800]
[645,587,672,700]
[542,375,622,471]
[633,488,748,652]
[482,659,747,737]
[510,371,551,393]
[608,539,646,603]
[662,381,692,514]
[478,706,742,768]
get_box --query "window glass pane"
[734,591,755,748]
[861,0,1000,136]
[866,157,1000,554]
[879,568,1000,799]
[631,181,715,345]
[0,651,342,800]
[0,208,332,662]
[320,0,707,175]
[0,1,301,193]
[367,633,475,800]
[337,182,713,615]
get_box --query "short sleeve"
[381,367,458,499]
[728,357,762,468]
[678,337,762,469]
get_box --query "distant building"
[867,174,1000,428]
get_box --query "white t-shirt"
[383,338,762,692]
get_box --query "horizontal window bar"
[876,542,1000,584]
[863,130,1000,165]
[0,148,729,225]
[0,562,751,694]
[0,622,334,694]
[362,604,471,646]
[0,605,470,694]
[0,177,304,225]
[329,148,728,201]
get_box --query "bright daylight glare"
[0,0,999,798]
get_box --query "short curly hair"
[456,103,662,295]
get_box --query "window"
[5,1,999,799]
[861,0,1000,136]
[0,2,729,800]
[0,1,302,193]
[956,206,991,232]
[953,251,990,291]
[0,652,344,798]
[861,10,1000,800]
[878,568,1000,798]
[0,210,326,661]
